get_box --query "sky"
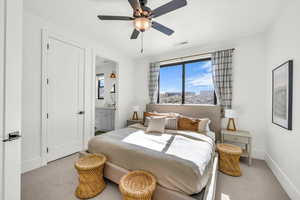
[160,60,214,94]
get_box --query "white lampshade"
[225,109,237,118]
[133,106,140,112]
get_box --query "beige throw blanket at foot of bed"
[88,124,215,195]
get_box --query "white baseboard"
[22,157,44,173]
[265,153,300,200]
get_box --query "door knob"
[78,111,85,115]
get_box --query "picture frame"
[272,60,293,130]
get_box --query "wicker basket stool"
[75,154,107,199]
[217,143,242,177]
[119,170,157,200]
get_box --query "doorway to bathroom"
[94,55,118,136]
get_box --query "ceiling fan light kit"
[97,0,187,52]
[134,17,151,32]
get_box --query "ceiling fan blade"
[98,15,134,21]
[152,21,174,36]
[130,29,140,39]
[151,0,187,18]
[128,0,142,12]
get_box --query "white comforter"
[88,124,215,195]
[124,124,214,175]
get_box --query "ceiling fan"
[97,0,187,39]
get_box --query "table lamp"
[225,109,237,131]
[132,106,140,120]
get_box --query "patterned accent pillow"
[165,117,178,130]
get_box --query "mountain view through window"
[159,59,215,104]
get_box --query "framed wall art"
[272,60,293,130]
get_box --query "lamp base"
[132,112,139,120]
[227,118,237,131]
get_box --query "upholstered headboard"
[146,104,222,141]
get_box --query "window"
[96,73,104,99]
[158,65,182,104]
[158,58,216,104]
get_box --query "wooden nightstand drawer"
[223,134,249,144]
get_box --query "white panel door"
[46,37,84,162]
[0,0,4,195]
[0,0,22,199]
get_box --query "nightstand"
[221,129,252,165]
[127,119,143,126]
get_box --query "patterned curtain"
[148,62,160,104]
[212,49,234,110]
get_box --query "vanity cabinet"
[95,108,115,131]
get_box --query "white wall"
[133,33,268,159]
[265,1,300,199]
[95,61,116,108]
[22,10,135,172]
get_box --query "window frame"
[157,58,217,105]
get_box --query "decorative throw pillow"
[177,116,199,132]
[143,112,180,122]
[198,118,210,133]
[205,120,211,131]
[143,112,167,124]
[177,116,211,133]
[146,117,166,133]
[165,117,178,130]
[144,117,151,127]
[145,116,178,130]
[153,111,180,118]
[144,116,163,126]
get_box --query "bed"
[88,104,221,200]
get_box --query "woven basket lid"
[75,154,106,170]
[217,143,242,155]
[119,170,156,197]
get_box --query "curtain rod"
[158,48,235,63]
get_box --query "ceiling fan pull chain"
[141,31,144,54]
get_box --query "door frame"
[91,49,120,134]
[41,29,88,165]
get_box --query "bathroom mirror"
[96,73,104,99]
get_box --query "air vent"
[175,41,189,46]
[178,41,189,45]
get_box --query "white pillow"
[144,117,151,127]
[198,118,210,133]
[146,117,166,133]
[206,120,211,131]
[145,116,177,130]
[165,117,178,130]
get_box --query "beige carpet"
[21,154,290,200]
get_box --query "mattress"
[88,124,215,195]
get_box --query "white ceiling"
[24,0,286,59]
[95,56,115,67]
